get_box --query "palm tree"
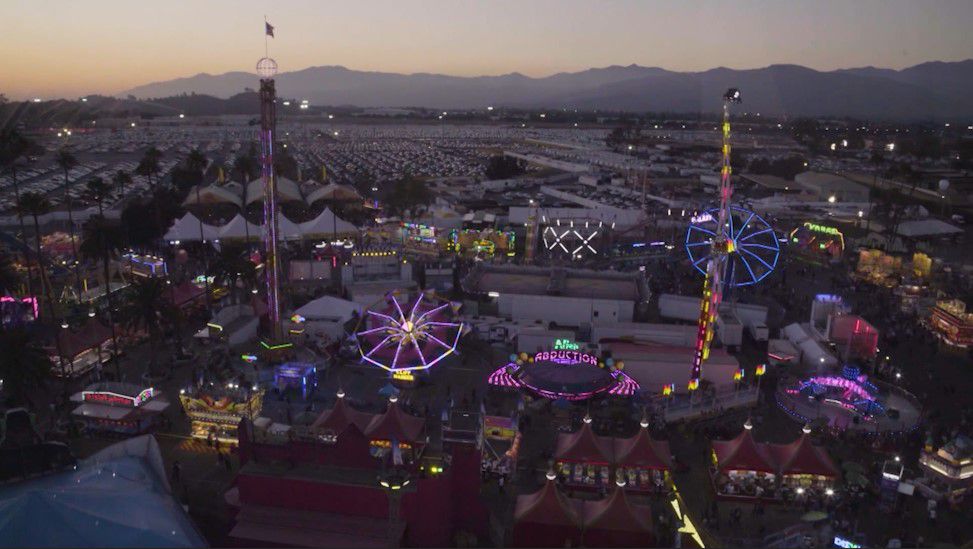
[15,192,70,381]
[80,215,125,378]
[0,129,36,299]
[85,177,112,217]
[136,148,164,247]
[55,148,83,300]
[0,248,22,295]
[122,278,170,377]
[0,328,53,406]
[112,170,133,202]
[186,148,208,174]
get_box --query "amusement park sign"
[534,350,599,366]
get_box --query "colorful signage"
[82,388,154,407]
[804,223,841,236]
[553,338,581,350]
[533,350,598,366]
[483,415,518,440]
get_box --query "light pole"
[379,467,410,548]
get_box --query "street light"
[379,467,411,548]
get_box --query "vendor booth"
[49,319,114,378]
[769,430,839,494]
[363,398,426,463]
[711,423,778,499]
[70,382,169,435]
[613,422,671,493]
[554,418,614,490]
[929,299,973,347]
[273,363,317,400]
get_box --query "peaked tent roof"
[555,422,613,464]
[182,184,243,208]
[163,212,220,242]
[306,183,362,204]
[769,435,839,477]
[513,479,582,528]
[299,207,359,237]
[711,429,777,473]
[0,435,205,547]
[613,427,672,470]
[583,487,653,533]
[310,397,374,434]
[364,402,425,444]
[245,177,303,205]
[276,215,305,241]
[217,214,262,240]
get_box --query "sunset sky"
[3,0,972,100]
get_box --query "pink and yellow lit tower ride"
[256,56,284,346]
[688,88,742,393]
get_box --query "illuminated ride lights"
[542,219,604,257]
[685,206,780,286]
[685,88,779,393]
[487,350,639,401]
[82,387,155,407]
[785,374,885,417]
[355,292,463,374]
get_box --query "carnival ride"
[487,351,639,401]
[354,291,464,375]
[541,218,610,260]
[685,89,780,390]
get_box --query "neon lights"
[290,314,306,323]
[393,370,415,381]
[487,355,640,401]
[82,388,154,407]
[241,354,258,363]
[542,222,600,257]
[755,364,767,376]
[552,338,580,350]
[662,383,674,396]
[207,323,224,331]
[260,341,294,350]
[534,350,598,366]
[0,296,39,320]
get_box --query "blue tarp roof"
[0,437,205,548]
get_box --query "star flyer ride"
[686,88,779,393]
[354,291,464,381]
[488,348,639,401]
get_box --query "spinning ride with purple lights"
[355,292,463,374]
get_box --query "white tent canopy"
[217,214,263,240]
[182,184,244,208]
[896,219,963,238]
[294,295,362,323]
[300,207,359,237]
[164,212,220,242]
[276,215,304,241]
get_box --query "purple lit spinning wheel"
[355,292,463,373]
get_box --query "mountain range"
[119,60,973,120]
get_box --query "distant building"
[794,172,869,203]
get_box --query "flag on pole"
[265,21,275,37]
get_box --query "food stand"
[70,382,169,435]
[50,319,114,378]
[179,386,264,444]
[554,419,614,490]
[120,252,168,278]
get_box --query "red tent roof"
[711,429,777,473]
[769,435,839,477]
[613,428,672,470]
[311,397,374,434]
[514,480,582,528]
[55,319,112,358]
[583,487,653,533]
[555,422,613,464]
[364,402,425,444]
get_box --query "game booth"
[0,295,38,328]
[120,252,168,278]
[789,222,845,263]
[482,414,520,480]
[362,397,427,464]
[273,363,317,400]
[928,299,973,347]
[70,382,169,435]
[49,319,114,378]
[769,428,839,494]
[447,228,516,258]
[711,422,778,500]
[400,222,441,257]
[613,420,672,494]
[179,386,265,444]
[554,418,614,490]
